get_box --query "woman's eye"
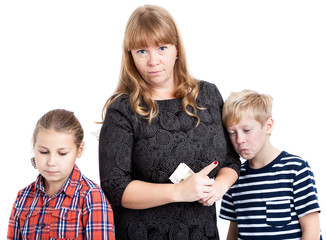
[39,151,48,154]
[59,152,67,156]
[137,49,147,55]
[158,46,167,51]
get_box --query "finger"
[201,197,215,207]
[201,177,215,186]
[198,161,219,176]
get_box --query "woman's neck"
[151,86,176,100]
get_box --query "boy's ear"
[76,142,85,158]
[265,118,274,135]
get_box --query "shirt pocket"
[18,208,41,239]
[266,199,291,227]
[50,208,81,239]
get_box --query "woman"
[99,5,240,240]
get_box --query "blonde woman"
[99,5,240,240]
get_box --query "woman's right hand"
[174,161,218,202]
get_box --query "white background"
[1,0,325,238]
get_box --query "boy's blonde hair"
[222,89,273,128]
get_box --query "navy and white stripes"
[220,151,322,240]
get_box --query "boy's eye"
[244,129,251,133]
[228,131,236,135]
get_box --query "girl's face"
[33,128,83,193]
[131,44,178,90]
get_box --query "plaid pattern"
[7,164,115,239]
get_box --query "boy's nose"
[236,134,245,144]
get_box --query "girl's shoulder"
[13,181,37,207]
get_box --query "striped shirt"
[7,164,115,240]
[219,151,322,240]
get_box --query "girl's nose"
[46,155,56,167]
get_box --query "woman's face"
[131,44,178,90]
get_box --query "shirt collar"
[34,164,82,198]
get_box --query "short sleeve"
[219,190,237,221]
[293,160,321,218]
[99,96,136,207]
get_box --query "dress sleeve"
[99,96,135,207]
[212,83,241,176]
[83,188,116,239]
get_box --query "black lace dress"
[99,81,240,240]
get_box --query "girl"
[7,109,115,239]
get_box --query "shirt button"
[41,223,46,228]
[46,202,49,207]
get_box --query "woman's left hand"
[198,180,227,206]
[198,167,239,206]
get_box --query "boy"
[219,90,322,239]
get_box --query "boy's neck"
[248,143,281,169]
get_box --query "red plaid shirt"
[7,164,115,239]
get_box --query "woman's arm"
[299,212,321,240]
[122,161,218,209]
[199,167,238,206]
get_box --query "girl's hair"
[102,4,201,124]
[32,109,84,148]
[222,89,273,128]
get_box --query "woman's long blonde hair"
[102,5,201,123]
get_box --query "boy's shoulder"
[277,151,308,168]
[240,151,309,174]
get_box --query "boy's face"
[227,116,272,160]
[33,128,83,192]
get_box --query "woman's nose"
[148,52,160,65]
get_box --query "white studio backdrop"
[1,0,325,238]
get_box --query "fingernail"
[214,161,218,165]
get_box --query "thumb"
[199,161,219,176]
